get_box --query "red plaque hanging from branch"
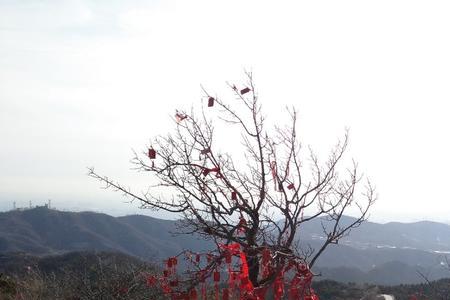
[148,148,156,159]
[175,112,188,122]
[240,87,251,95]
[208,97,215,107]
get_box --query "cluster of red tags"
[206,85,251,108]
[145,243,319,300]
[145,86,317,299]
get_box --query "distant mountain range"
[1,207,449,285]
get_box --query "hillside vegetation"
[1,251,449,299]
[0,251,164,300]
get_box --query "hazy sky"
[1,0,449,223]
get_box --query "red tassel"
[208,97,215,107]
[231,191,237,200]
[196,254,201,263]
[240,87,251,95]
[148,148,156,159]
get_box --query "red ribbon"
[261,248,271,278]
[239,251,254,293]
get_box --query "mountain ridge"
[1,207,450,284]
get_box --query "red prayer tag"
[148,148,156,159]
[287,183,295,190]
[208,97,215,107]
[175,112,187,122]
[231,191,237,200]
[200,148,210,155]
[225,252,232,264]
[213,271,220,282]
[240,87,251,95]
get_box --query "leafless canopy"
[88,73,375,287]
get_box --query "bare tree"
[88,72,375,294]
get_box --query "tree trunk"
[247,250,260,286]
